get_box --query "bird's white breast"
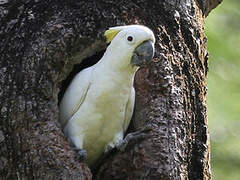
[65,64,136,165]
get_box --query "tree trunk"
[0,0,222,179]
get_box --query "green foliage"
[206,0,240,179]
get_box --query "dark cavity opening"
[58,50,105,104]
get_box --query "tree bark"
[0,0,222,179]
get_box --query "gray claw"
[116,125,152,152]
[105,144,115,154]
[74,148,87,161]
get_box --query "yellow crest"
[104,29,121,43]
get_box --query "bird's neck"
[97,45,138,74]
[93,49,138,87]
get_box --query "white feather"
[59,25,155,166]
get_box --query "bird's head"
[104,25,155,68]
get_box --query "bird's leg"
[92,126,152,172]
[115,125,152,152]
[105,143,115,154]
[73,147,87,161]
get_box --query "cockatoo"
[59,25,155,166]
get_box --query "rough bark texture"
[0,0,222,179]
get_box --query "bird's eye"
[127,36,133,42]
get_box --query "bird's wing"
[59,67,92,128]
[123,87,135,133]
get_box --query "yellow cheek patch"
[104,29,121,43]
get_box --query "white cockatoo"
[59,25,155,166]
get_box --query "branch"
[200,0,223,16]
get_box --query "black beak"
[131,40,154,66]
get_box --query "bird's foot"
[105,143,115,154]
[74,148,87,161]
[116,125,152,152]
